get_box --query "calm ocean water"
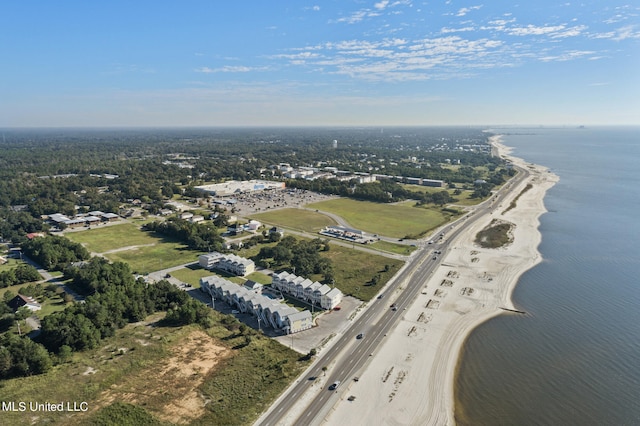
[455,127,640,426]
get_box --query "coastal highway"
[256,164,530,426]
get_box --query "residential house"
[8,294,41,312]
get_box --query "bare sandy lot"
[90,330,231,424]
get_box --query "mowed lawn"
[306,198,451,238]
[104,243,201,275]
[65,223,162,254]
[249,208,337,233]
[65,223,202,274]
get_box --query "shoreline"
[320,134,559,425]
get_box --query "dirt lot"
[91,330,231,424]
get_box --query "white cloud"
[506,24,567,36]
[550,25,588,38]
[333,0,412,24]
[591,25,640,41]
[441,26,477,34]
[195,65,256,73]
[456,5,483,17]
[539,50,596,62]
[375,1,390,10]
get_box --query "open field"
[0,312,310,426]
[65,223,162,254]
[104,243,202,275]
[400,184,484,207]
[306,198,457,239]
[249,208,337,233]
[315,245,404,301]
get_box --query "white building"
[194,179,286,197]
[271,271,342,310]
[200,275,312,333]
[199,252,255,276]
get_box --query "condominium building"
[200,275,312,333]
[271,271,342,310]
[199,252,255,276]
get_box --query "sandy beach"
[314,136,560,425]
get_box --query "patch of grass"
[35,295,71,319]
[167,266,213,288]
[0,257,22,273]
[317,245,404,301]
[369,240,417,256]
[400,184,483,207]
[104,243,202,275]
[475,219,515,248]
[502,183,533,215]
[306,198,452,239]
[246,272,272,285]
[197,332,310,426]
[65,223,162,254]
[79,402,167,426]
[249,209,337,233]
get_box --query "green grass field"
[306,198,455,239]
[0,257,22,273]
[104,243,202,275]
[400,184,484,207]
[249,208,337,233]
[65,223,163,254]
[167,265,212,288]
[64,222,206,274]
[314,245,404,301]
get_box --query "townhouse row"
[200,275,312,334]
[271,271,343,310]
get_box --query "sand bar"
[317,135,559,425]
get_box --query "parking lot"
[226,188,336,218]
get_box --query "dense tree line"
[0,211,48,244]
[40,258,212,354]
[257,236,333,282]
[143,217,225,252]
[286,177,455,205]
[21,235,90,271]
[0,263,41,288]
[0,333,52,379]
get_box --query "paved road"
[255,164,530,426]
[20,254,85,302]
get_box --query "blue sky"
[2,1,639,127]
